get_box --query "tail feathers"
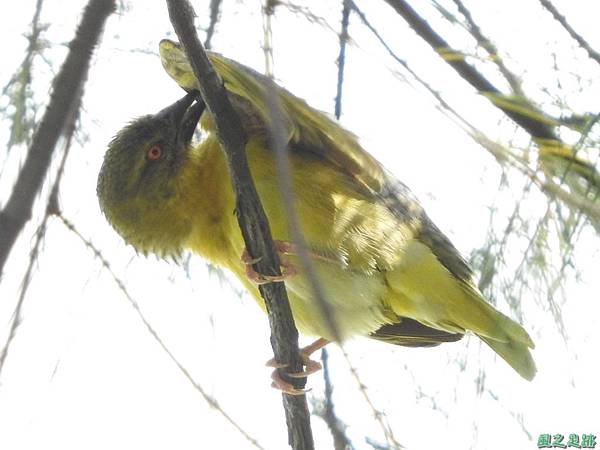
[495,309,536,349]
[480,335,536,381]
[473,303,536,380]
[458,288,536,380]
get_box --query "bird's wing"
[375,174,474,283]
[159,41,536,377]
[159,39,387,192]
[160,40,471,278]
[370,318,463,347]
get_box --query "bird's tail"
[475,307,536,381]
[382,240,537,380]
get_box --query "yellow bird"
[97,40,536,391]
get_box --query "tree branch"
[334,0,351,119]
[382,0,558,142]
[165,1,315,449]
[450,0,525,97]
[538,0,600,68]
[56,213,265,450]
[203,0,222,49]
[317,348,355,450]
[0,97,75,376]
[0,0,115,276]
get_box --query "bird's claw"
[241,241,298,285]
[265,354,323,378]
[286,357,323,378]
[266,338,329,394]
[270,371,312,396]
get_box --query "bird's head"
[97,90,205,257]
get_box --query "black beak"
[155,90,206,146]
[179,96,206,145]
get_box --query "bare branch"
[382,0,558,142]
[539,0,600,67]
[472,131,600,224]
[264,77,341,341]
[277,1,339,34]
[341,348,402,449]
[56,214,264,450]
[0,215,49,373]
[315,348,355,450]
[258,10,341,344]
[349,0,477,138]
[204,0,222,49]
[261,0,275,77]
[0,86,77,376]
[450,0,525,97]
[0,0,115,276]
[380,0,600,226]
[334,0,351,119]
[165,1,314,448]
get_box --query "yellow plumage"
[96,40,536,381]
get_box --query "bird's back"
[159,39,536,379]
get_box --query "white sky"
[0,1,599,449]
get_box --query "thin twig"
[349,0,475,139]
[261,0,276,78]
[470,131,600,223]
[450,0,525,97]
[260,0,343,428]
[382,0,558,142]
[341,348,402,449]
[0,216,49,373]
[485,389,533,441]
[165,1,314,448]
[472,175,534,314]
[261,4,341,338]
[334,0,351,119]
[204,0,222,49]
[262,76,341,343]
[267,0,358,351]
[538,0,600,67]
[56,214,264,449]
[277,1,339,35]
[316,348,355,450]
[506,202,568,341]
[0,91,77,375]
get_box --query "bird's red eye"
[146,144,162,160]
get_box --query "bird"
[97,39,536,393]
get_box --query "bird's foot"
[266,338,330,395]
[241,240,298,285]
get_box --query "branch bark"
[165,1,315,449]
[0,0,115,276]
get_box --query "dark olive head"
[97,91,205,256]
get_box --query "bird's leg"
[267,338,330,395]
[242,240,340,285]
[241,240,298,285]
